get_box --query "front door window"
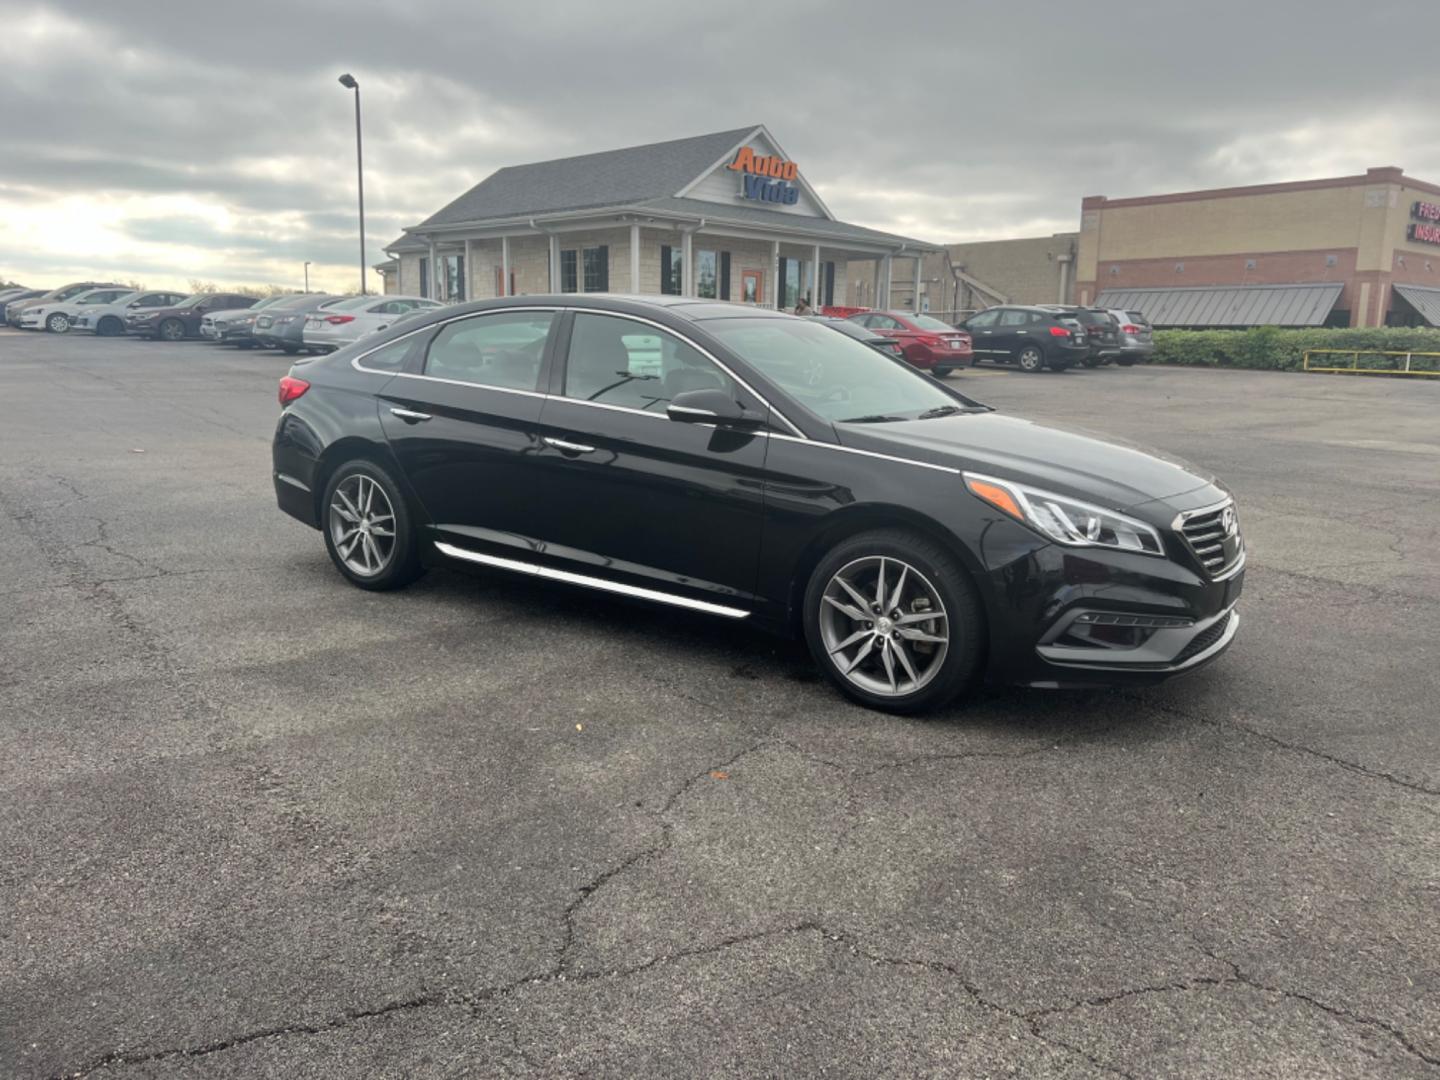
[562,313,735,412]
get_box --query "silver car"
[19,286,137,333]
[301,295,443,352]
[1101,308,1155,365]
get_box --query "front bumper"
[18,313,45,329]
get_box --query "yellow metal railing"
[1302,349,1440,377]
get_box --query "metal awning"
[1393,284,1440,327]
[1094,283,1343,327]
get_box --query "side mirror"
[666,388,762,428]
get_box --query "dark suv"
[959,306,1089,372]
[1041,306,1122,366]
[128,293,257,341]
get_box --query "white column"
[771,240,781,309]
[630,224,641,293]
[463,238,473,302]
[882,255,894,308]
[548,233,561,293]
[427,240,437,300]
[500,235,510,297]
[682,229,694,297]
[812,244,822,309]
[913,255,923,314]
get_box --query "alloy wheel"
[818,555,950,697]
[328,473,397,577]
[159,319,184,341]
[1018,347,1042,372]
[47,313,70,333]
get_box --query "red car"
[847,310,973,376]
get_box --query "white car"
[301,295,443,351]
[20,287,138,333]
[71,290,189,336]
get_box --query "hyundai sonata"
[272,295,1243,713]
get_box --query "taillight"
[325,314,355,325]
[1122,324,1141,334]
[918,334,943,346]
[1048,326,1071,337]
[278,375,310,406]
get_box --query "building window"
[823,261,835,308]
[697,250,718,299]
[660,245,683,295]
[442,255,465,302]
[720,252,731,301]
[777,257,803,310]
[419,258,430,299]
[561,250,578,293]
[583,246,609,292]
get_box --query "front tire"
[321,459,425,591]
[1017,346,1044,372]
[46,313,70,333]
[158,319,185,342]
[803,529,984,714]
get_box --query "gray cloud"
[4,0,1440,287]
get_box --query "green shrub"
[1151,327,1440,372]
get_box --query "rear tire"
[933,367,952,378]
[283,345,300,355]
[97,316,123,337]
[1017,346,1044,372]
[321,459,425,592]
[1082,356,1102,369]
[803,528,985,714]
[1117,358,1136,367]
[159,319,185,342]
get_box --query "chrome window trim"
[351,306,561,383]
[559,308,808,439]
[433,541,750,619]
[767,433,961,475]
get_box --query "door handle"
[543,436,596,454]
[389,407,432,422]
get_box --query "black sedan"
[272,295,1242,713]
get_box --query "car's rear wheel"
[283,345,300,355]
[1117,358,1136,366]
[1082,356,1102,368]
[158,319,185,342]
[321,459,425,591]
[97,316,123,336]
[803,529,984,714]
[46,313,70,333]
[1017,346,1044,372]
[933,367,953,378]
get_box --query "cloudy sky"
[2,0,1438,294]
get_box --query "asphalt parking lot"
[2,326,1438,1079]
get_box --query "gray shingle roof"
[418,127,758,228]
[383,234,430,254]
[635,197,936,250]
[1095,283,1343,327]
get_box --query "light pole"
[337,73,366,295]
[303,261,311,292]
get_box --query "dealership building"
[378,125,937,313]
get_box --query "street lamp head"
[338,73,358,89]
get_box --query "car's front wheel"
[803,529,984,714]
[321,459,425,591]
[46,312,70,333]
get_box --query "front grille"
[1177,501,1242,575]
[1174,611,1232,664]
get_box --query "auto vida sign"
[728,147,802,205]
[1409,200,1440,245]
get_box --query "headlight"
[963,472,1164,555]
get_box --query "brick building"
[378,125,938,313]
[1076,166,1440,328]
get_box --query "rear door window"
[998,310,1031,327]
[423,310,554,391]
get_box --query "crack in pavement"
[1139,695,1440,797]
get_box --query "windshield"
[705,317,976,423]
[909,314,958,332]
[175,295,207,308]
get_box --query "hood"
[838,412,1217,513]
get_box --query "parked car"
[201,295,296,346]
[7,281,125,328]
[809,315,905,360]
[846,310,973,376]
[1039,305,1122,366]
[128,293,257,341]
[20,286,140,333]
[272,295,1243,715]
[254,294,351,353]
[959,306,1089,372]
[1103,309,1155,365]
[301,295,443,352]
[0,289,47,322]
[72,290,189,336]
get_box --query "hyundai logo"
[1221,506,1237,537]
